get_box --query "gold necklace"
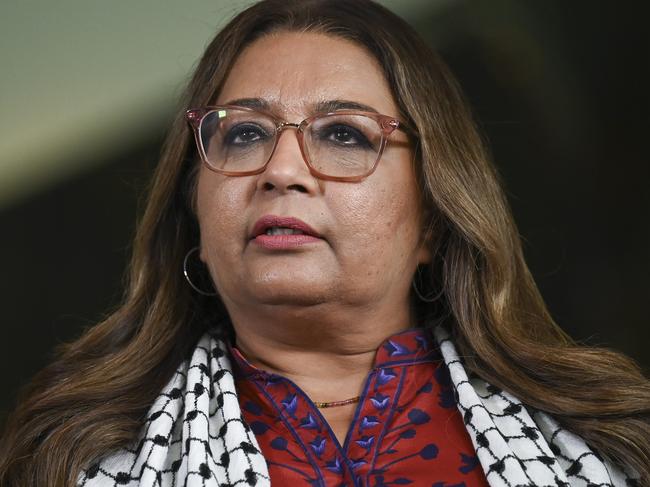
[314,395,361,409]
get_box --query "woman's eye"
[321,124,372,148]
[224,123,269,145]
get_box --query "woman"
[1,0,648,485]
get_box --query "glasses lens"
[304,113,382,178]
[199,108,276,172]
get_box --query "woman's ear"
[417,246,431,265]
[417,223,433,265]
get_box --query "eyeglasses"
[185,105,412,182]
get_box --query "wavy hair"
[1,1,648,485]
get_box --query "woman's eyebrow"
[224,97,270,110]
[315,100,378,113]
[222,98,378,115]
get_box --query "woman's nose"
[255,128,319,194]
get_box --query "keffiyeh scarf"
[78,327,639,486]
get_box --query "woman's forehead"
[216,96,380,117]
[215,31,399,118]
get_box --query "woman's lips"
[253,233,322,249]
[250,215,323,250]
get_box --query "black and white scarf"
[78,326,639,486]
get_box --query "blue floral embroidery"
[459,452,480,474]
[250,420,269,434]
[299,412,320,430]
[415,334,430,351]
[232,328,488,486]
[359,415,380,432]
[383,340,412,357]
[370,392,390,411]
[325,456,342,474]
[310,435,326,458]
[244,400,262,415]
[281,393,298,418]
[271,436,288,450]
[407,408,430,425]
[355,435,375,453]
[377,368,397,385]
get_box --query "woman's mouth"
[250,215,323,250]
[264,227,307,236]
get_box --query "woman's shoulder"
[77,331,268,486]
[432,325,640,486]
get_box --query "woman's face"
[196,31,430,317]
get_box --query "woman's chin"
[243,278,333,306]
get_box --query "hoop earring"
[412,266,442,303]
[183,246,218,296]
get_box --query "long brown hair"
[1,1,648,485]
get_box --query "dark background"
[2,1,649,425]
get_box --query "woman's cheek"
[345,179,422,287]
[331,185,400,264]
[198,173,250,249]
[347,183,409,238]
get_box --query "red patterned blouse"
[229,328,489,486]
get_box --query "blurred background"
[1,0,648,425]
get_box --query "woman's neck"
[230,305,415,445]
[228,301,414,404]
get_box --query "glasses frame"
[186,105,413,182]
